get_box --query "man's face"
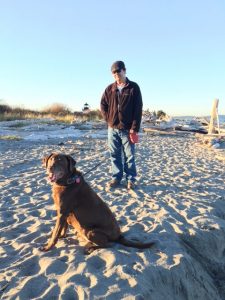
[112,69,126,83]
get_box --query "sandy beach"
[1,130,225,299]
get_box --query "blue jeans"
[108,128,137,183]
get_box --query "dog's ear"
[66,155,76,172]
[42,153,54,168]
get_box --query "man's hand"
[129,130,139,144]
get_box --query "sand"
[1,132,225,299]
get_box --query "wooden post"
[208,98,219,134]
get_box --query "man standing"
[100,61,143,190]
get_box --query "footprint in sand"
[66,274,91,287]
[45,259,68,275]
[87,255,106,270]
[60,284,88,300]
[16,256,40,277]
[16,275,50,299]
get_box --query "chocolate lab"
[40,153,154,254]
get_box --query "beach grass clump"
[0,135,22,140]
[0,112,37,121]
[54,114,76,124]
[0,103,103,123]
[0,104,43,121]
[8,122,28,128]
[73,110,103,123]
[41,103,71,115]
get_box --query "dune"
[1,132,225,299]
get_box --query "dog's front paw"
[84,247,94,255]
[39,245,51,252]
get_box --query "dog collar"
[66,175,81,185]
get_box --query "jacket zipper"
[117,90,121,123]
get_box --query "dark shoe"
[107,179,120,188]
[127,181,136,190]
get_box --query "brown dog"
[40,153,154,254]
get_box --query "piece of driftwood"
[143,128,193,137]
[175,126,207,134]
[195,133,225,138]
[195,133,225,158]
[143,127,174,133]
[208,99,220,134]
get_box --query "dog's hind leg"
[59,223,68,238]
[84,230,110,254]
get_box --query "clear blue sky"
[0,0,225,116]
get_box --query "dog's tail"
[116,235,155,249]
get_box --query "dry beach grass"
[1,131,225,299]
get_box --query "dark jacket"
[100,78,143,132]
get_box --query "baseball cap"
[111,61,126,72]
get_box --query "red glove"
[129,131,139,144]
